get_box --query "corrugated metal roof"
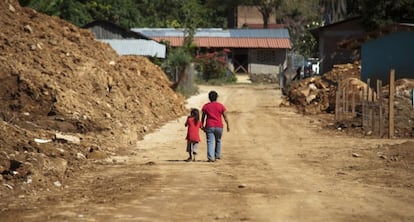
[152,37,291,48]
[132,28,291,49]
[100,39,166,58]
[228,29,288,38]
[132,28,290,38]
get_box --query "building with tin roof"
[132,28,291,76]
[83,21,166,58]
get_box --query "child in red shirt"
[185,108,202,162]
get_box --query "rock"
[238,184,246,188]
[53,181,62,187]
[86,146,108,160]
[25,176,32,184]
[76,152,86,160]
[23,25,33,34]
[8,4,15,12]
[4,184,13,190]
[54,132,80,144]
[43,157,68,179]
[34,138,52,143]
[352,153,360,157]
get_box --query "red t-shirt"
[186,117,201,142]
[202,101,226,128]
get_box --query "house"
[340,23,414,85]
[83,21,166,58]
[311,17,366,74]
[131,28,291,76]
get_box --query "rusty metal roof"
[132,28,291,49]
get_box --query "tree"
[19,0,142,28]
[85,0,142,28]
[19,0,64,16]
[360,0,414,30]
[319,0,348,25]
[276,0,321,56]
[240,0,282,28]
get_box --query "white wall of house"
[249,49,286,74]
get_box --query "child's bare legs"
[186,142,199,162]
[192,142,199,161]
[186,152,192,161]
[186,141,192,161]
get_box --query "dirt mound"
[0,0,186,194]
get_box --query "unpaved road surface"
[2,84,413,222]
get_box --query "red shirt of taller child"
[202,101,226,128]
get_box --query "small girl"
[185,108,201,162]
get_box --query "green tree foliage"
[276,0,321,56]
[162,47,192,82]
[360,0,414,30]
[59,1,92,26]
[85,0,142,28]
[238,0,282,28]
[20,0,63,16]
[19,0,142,28]
[130,0,228,28]
[256,0,283,28]
[319,0,348,24]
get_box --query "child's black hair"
[191,108,200,124]
[208,91,218,101]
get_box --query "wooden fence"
[335,69,396,138]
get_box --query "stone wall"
[249,73,279,84]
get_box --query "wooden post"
[345,80,349,113]
[371,89,375,131]
[352,86,356,117]
[367,78,371,131]
[389,70,395,138]
[342,83,346,114]
[362,86,366,128]
[335,82,341,121]
[378,80,383,137]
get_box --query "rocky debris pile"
[283,62,413,137]
[0,0,186,195]
[283,62,362,114]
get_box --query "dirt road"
[2,84,413,222]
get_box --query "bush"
[195,51,233,82]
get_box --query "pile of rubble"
[283,61,414,137]
[283,62,362,114]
